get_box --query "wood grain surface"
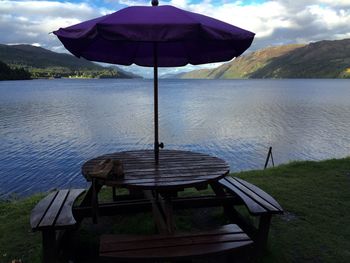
[82,150,230,190]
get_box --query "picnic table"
[80,149,230,232]
[31,149,283,262]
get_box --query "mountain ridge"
[0,44,139,79]
[178,39,350,79]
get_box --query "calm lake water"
[1,78,350,198]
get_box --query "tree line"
[0,60,31,80]
[0,61,128,80]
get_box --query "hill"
[251,39,350,78]
[0,44,138,79]
[179,39,350,79]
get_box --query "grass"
[0,194,43,263]
[1,157,350,262]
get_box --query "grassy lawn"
[1,157,350,263]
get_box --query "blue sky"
[1,0,350,76]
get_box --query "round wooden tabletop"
[81,150,230,190]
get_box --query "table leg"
[256,214,272,255]
[210,181,234,219]
[161,194,175,234]
[78,178,103,224]
[42,230,56,263]
[143,190,169,234]
[112,186,117,201]
[92,178,99,224]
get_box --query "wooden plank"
[116,173,227,184]
[219,178,267,215]
[84,160,228,171]
[224,177,280,213]
[74,195,236,218]
[55,189,85,228]
[101,241,253,259]
[101,224,245,244]
[92,178,98,224]
[256,214,272,254]
[104,171,228,186]
[42,230,56,263]
[124,167,229,176]
[109,240,252,259]
[39,190,69,229]
[101,233,251,252]
[119,156,221,163]
[107,153,220,160]
[125,165,229,173]
[233,177,283,212]
[125,150,210,157]
[83,152,224,165]
[125,166,228,174]
[141,177,226,186]
[100,224,253,260]
[73,200,151,218]
[30,191,58,230]
[108,179,204,190]
[82,150,230,191]
[158,195,175,234]
[101,226,248,246]
[143,190,168,234]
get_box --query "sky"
[1,0,350,77]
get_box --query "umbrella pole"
[154,42,159,164]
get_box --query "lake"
[1,78,349,198]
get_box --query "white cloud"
[307,5,350,29]
[115,0,147,6]
[0,1,97,18]
[166,0,350,50]
[0,0,111,49]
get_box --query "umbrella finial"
[151,0,158,6]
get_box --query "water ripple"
[0,79,350,198]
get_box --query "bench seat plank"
[30,191,58,230]
[234,177,283,211]
[39,189,70,228]
[102,241,253,259]
[30,189,85,231]
[218,177,283,215]
[219,178,267,214]
[103,233,250,252]
[100,224,253,260]
[226,177,280,212]
[101,224,244,244]
[55,189,86,227]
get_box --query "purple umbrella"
[54,0,255,163]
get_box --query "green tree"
[0,60,31,80]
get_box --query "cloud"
[166,0,350,50]
[0,0,349,76]
[0,0,111,50]
[318,0,350,7]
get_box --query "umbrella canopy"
[54,1,255,163]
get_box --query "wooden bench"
[100,224,253,261]
[30,189,85,263]
[218,177,283,254]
